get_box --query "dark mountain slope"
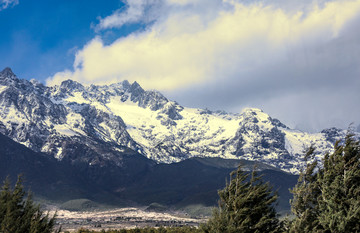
[0,132,87,200]
[120,157,298,212]
[0,132,153,204]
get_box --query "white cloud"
[0,0,19,10]
[96,0,163,30]
[48,0,360,131]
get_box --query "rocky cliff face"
[0,67,356,174]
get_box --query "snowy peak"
[0,69,138,166]
[54,79,172,112]
[239,108,287,128]
[239,108,272,125]
[233,108,290,169]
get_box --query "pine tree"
[0,175,60,233]
[289,132,360,232]
[288,146,322,232]
[0,176,11,226]
[202,166,281,233]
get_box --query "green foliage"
[0,175,60,233]
[289,133,360,232]
[202,166,281,233]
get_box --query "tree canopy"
[289,133,360,232]
[0,175,60,233]
[202,166,280,233]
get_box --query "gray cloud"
[166,13,360,132]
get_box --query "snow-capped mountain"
[0,67,355,174]
[0,67,138,167]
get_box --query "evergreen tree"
[202,166,280,233]
[0,175,60,233]
[288,146,322,232]
[289,133,360,232]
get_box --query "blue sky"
[1,0,360,131]
[0,0,129,80]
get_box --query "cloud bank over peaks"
[47,0,360,131]
[0,0,18,11]
[47,0,360,89]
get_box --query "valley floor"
[48,207,207,232]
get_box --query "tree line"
[1,133,359,232]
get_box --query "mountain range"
[0,67,357,212]
[0,67,356,174]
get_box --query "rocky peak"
[0,69,36,96]
[0,67,15,78]
[129,81,144,100]
[0,67,19,87]
[60,79,84,92]
[271,118,288,129]
[127,82,142,104]
[121,80,131,89]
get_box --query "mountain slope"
[0,131,297,212]
[0,131,95,201]
[0,67,356,174]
